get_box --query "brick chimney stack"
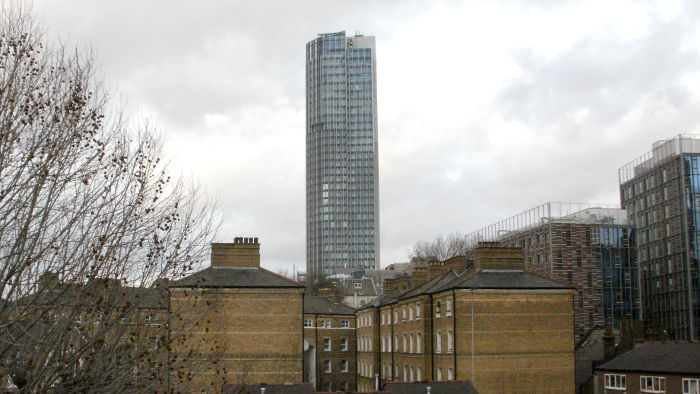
[211,237,260,267]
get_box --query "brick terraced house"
[356,244,576,393]
[168,238,305,391]
[303,296,356,391]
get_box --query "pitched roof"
[304,296,355,315]
[384,380,479,394]
[453,269,571,290]
[170,266,304,288]
[337,277,378,296]
[596,342,700,374]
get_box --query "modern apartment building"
[619,135,700,341]
[306,31,379,286]
[466,202,640,342]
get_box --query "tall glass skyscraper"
[306,31,379,286]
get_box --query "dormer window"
[354,282,363,289]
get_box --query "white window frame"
[394,311,398,324]
[448,367,454,380]
[340,359,348,373]
[403,333,407,352]
[324,360,332,373]
[340,337,348,351]
[436,331,442,353]
[446,299,452,316]
[435,301,441,318]
[416,303,421,319]
[321,319,331,328]
[447,330,453,352]
[403,365,407,382]
[323,338,331,351]
[409,305,414,320]
[387,335,392,352]
[417,367,422,381]
[410,366,414,382]
[640,375,666,393]
[304,319,312,328]
[354,282,363,289]
[409,333,414,353]
[341,320,349,328]
[402,306,406,321]
[683,378,700,394]
[604,373,627,389]
[416,333,421,353]
[437,367,442,381]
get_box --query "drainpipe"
[354,312,358,390]
[452,289,457,380]
[429,294,434,380]
[390,304,395,381]
[376,307,381,388]
[471,291,475,383]
[302,292,305,382]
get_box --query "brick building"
[168,238,305,391]
[356,244,576,393]
[595,342,700,393]
[619,135,700,341]
[303,296,356,391]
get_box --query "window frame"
[640,375,666,393]
[323,337,332,352]
[324,360,332,373]
[304,319,313,328]
[340,337,348,352]
[683,378,700,394]
[604,373,627,389]
[341,320,350,328]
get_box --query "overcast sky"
[34,0,700,273]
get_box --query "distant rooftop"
[465,202,626,248]
[619,134,700,183]
[597,342,700,375]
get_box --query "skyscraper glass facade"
[620,135,700,340]
[599,226,639,328]
[306,32,379,285]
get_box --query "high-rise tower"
[619,135,700,341]
[306,31,379,286]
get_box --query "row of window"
[379,364,454,382]
[379,330,453,353]
[321,337,349,352]
[323,359,349,373]
[304,319,350,328]
[378,299,453,325]
[604,374,699,393]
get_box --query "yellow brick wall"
[169,287,303,392]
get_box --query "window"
[436,331,442,353]
[403,334,407,352]
[640,376,665,392]
[416,333,421,353]
[402,306,406,321]
[403,365,407,382]
[354,282,363,289]
[394,365,398,379]
[447,330,453,352]
[321,319,331,328]
[323,338,331,351]
[394,311,398,324]
[341,320,349,328]
[304,319,312,328]
[415,303,421,319]
[416,367,421,381]
[387,335,392,352]
[409,305,414,320]
[435,301,441,318]
[409,333,414,353]
[446,299,452,316]
[684,378,700,394]
[381,312,385,325]
[394,335,398,351]
[324,360,332,373]
[410,366,414,382]
[448,367,454,380]
[437,367,442,381]
[340,359,348,372]
[340,338,348,351]
[604,373,626,389]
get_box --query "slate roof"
[454,269,571,290]
[304,296,356,315]
[384,380,479,394]
[337,277,379,296]
[596,342,700,375]
[170,266,304,288]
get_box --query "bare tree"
[0,5,217,392]
[410,232,471,262]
